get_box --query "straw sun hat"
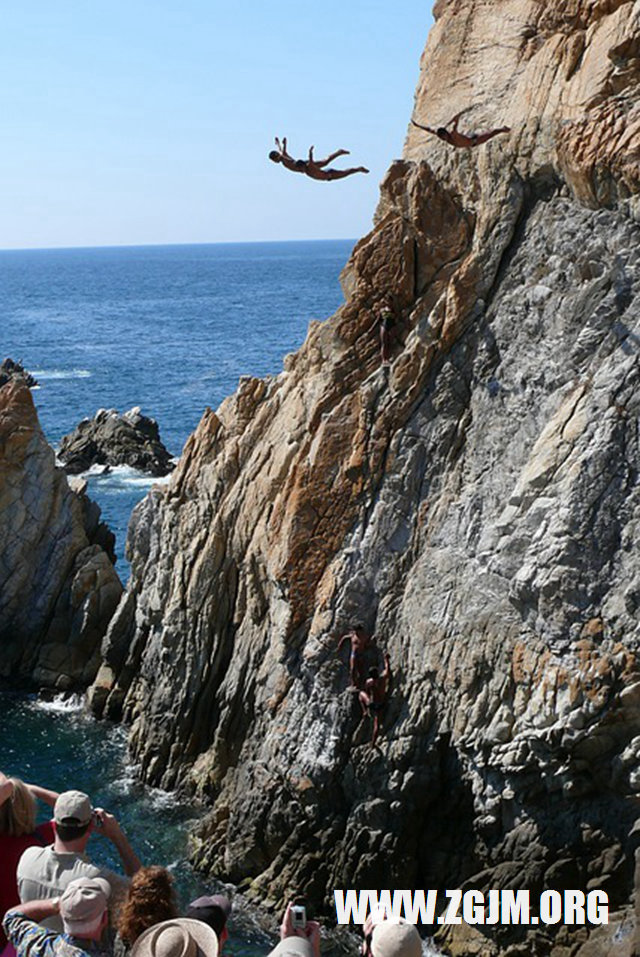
[131,918,219,957]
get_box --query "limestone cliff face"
[92,1,640,952]
[0,383,123,690]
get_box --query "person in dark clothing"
[185,895,232,951]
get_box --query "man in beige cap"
[362,915,422,957]
[3,876,111,957]
[17,790,141,931]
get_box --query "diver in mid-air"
[269,137,369,180]
[412,109,510,148]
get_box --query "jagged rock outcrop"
[90,1,640,953]
[0,358,37,389]
[59,407,174,476]
[0,382,123,690]
[68,476,117,564]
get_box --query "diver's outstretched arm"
[411,119,438,135]
[275,136,293,158]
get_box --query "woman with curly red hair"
[115,866,178,957]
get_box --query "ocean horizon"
[1,238,355,567]
[0,237,358,254]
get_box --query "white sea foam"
[424,944,444,957]
[82,464,164,489]
[109,764,138,796]
[154,471,174,486]
[146,787,180,809]
[31,369,92,379]
[33,693,85,714]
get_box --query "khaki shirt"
[17,847,127,932]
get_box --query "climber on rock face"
[359,653,392,747]
[337,623,372,689]
[269,137,369,180]
[379,301,403,370]
[411,110,510,148]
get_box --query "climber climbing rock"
[337,623,372,689]
[379,302,403,371]
[359,652,392,747]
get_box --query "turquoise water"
[1,240,354,954]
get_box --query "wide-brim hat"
[131,918,219,957]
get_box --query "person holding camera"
[17,790,141,932]
[268,902,320,957]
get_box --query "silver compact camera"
[291,905,307,929]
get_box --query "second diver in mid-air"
[269,137,369,181]
[411,109,510,148]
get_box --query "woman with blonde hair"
[0,772,59,957]
[115,866,178,957]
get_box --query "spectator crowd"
[1,773,422,957]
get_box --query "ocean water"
[0,241,353,567]
[0,241,353,954]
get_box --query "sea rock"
[0,382,123,690]
[89,0,640,953]
[58,406,174,476]
[0,358,37,389]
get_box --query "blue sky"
[0,2,433,248]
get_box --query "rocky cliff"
[91,1,640,953]
[0,382,123,690]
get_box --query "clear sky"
[0,2,433,248]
